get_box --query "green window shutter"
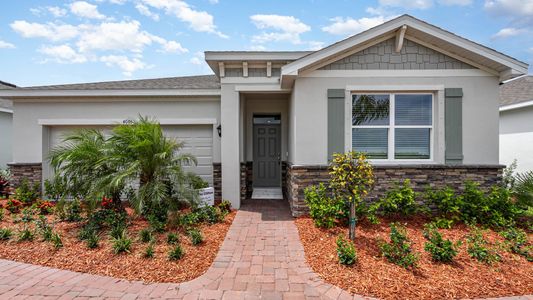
[445,88,463,165]
[327,89,345,161]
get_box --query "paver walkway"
[0,199,366,300]
[0,199,530,300]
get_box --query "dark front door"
[253,120,281,187]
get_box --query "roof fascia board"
[38,118,218,126]
[0,89,221,98]
[205,51,311,61]
[0,108,13,113]
[500,100,533,112]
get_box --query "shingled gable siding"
[320,38,475,70]
[285,164,503,217]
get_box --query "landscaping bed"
[0,200,235,283]
[296,216,532,300]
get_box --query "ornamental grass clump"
[336,235,357,265]
[144,242,155,258]
[51,232,63,249]
[168,244,184,260]
[112,230,132,254]
[167,232,180,245]
[86,231,100,249]
[188,228,203,246]
[0,228,13,240]
[329,151,374,241]
[139,228,153,243]
[18,227,34,242]
[380,223,419,269]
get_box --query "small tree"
[329,151,374,241]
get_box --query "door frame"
[252,114,282,188]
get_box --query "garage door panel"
[47,124,214,186]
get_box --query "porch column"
[220,85,241,209]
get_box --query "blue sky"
[0,0,531,86]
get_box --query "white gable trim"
[0,108,13,113]
[282,15,527,81]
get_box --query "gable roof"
[281,14,528,84]
[20,75,219,90]
[0,80,16,90]
[0,75,220,99]
[500,76,533,111]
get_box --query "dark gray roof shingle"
[20,75,220,90]
[0,81,16,90]
[500,75,533,106]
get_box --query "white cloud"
[140,0,227,38]
[100,55,148,76]
[189,51,204,65]
[438,0,472,5]
[70,1,106,19]
[0,40,15,49]
[10,21,79,41]
[250,14,310,44]
[378,0,434,9]
[322,16,391,36]
[48,6,68,17]
[150,35,188,53]
[109,0,127,4]
[485,0,533,18]
[492,27,527,38]
[208,0,219,3]
[135,4,160,21]
[39,44,87,63]
[76,21,153,53]
[307,41,325,50]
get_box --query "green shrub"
[18,227,34,241]
[193,206,225,224]
[86,231,99,249]
[0,208,4,221]
[304,183,347,228]
[189,174,209,189]
[109,223,126,240]
[111,230,132,254]
[6,199,23,214]
[380,223,419,269]
[217,200,231,213]
[466,227,501,264]
[423,224,461,262]
[168,244,184,260]
[18,207,36,223]
[139,228,153,243]
[51,232,63,249]
[188,228,203,246]
[56,199,83,222]
[336,235,357,265]
[144,242,155,258]
[77,223,100,241]
[166,232,180,245]
[0,228,13,240]
[378,179,420,216]
[425,186,462,220]
[12,179,40,205]
[461,182,519,227]
[500,227,532,261]
[432,217,454,229]
[147,214,166,233]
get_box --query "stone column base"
[7,162,43,192]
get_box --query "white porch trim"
[38,118,218,126]
[345,84,445,91]
[0,108,13,113]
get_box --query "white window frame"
[350,92,435,162]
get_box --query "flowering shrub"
[101,196,114,209]
[36,201,54,215]
[5,199,23,213]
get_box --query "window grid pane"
[394,128,430,159]
[395,94,432,126]
[352,128,388,159]
[352,94,390,126]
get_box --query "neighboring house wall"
[500,105,533,173]
[320,39,475,70]
[289,74,500,166]
[0,111,12,169]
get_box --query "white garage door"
[46,125,213,186]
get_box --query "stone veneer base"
[286,163,504,217]
[7,163,43,192]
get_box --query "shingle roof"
[20,75,220,90]
[500,75,533,106]
[0,81,16,90]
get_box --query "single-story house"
[0,81,14,169]
[500,75,533,173]
[0,15,528,216]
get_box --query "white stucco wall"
[500,105,533,172]
[290,74,500,166]
[0,111,12,168]
[12,98,221,164]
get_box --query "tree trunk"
[349,202,357,241]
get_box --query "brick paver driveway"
[0,199,365,300]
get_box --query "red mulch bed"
[295,216,533,300]
[0,204,235,283]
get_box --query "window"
[351,93,433,160]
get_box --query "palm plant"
[512,171,533,209]
[49,129,122,205]
[103,116,198,214]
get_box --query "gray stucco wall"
[0,111,12,169]
[500,106,533,172]
[320,38,474,70]
[12,98,221,164]
[290,75,500,166]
